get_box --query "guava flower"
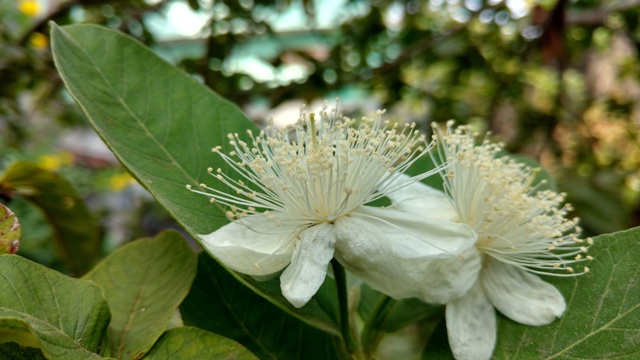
[188,104,476,308]
[387,122,592,360]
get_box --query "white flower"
[387,122,592,360]
[188,104,476,308]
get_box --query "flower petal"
[280,222,336,308]
[334,207,477,300]
[446,280,496,360]
[357,206,476,257]
[334,216,418,299]
[198,214,295,276]
[408,246,482,304]
[482,258,566,325]
[384,174,458,222]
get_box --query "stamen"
[432,122,592,277]
[188,101,434,232]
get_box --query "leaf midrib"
[544,301,640,360]
[114,260,151,359]
[55,26,212,226]
[545,241,640,359]
[0,307,96,354]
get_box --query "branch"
[567,0,640,25]
[18,0,78,46]
[18,0,167,46]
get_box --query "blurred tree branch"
[18,0,167,46]
[567,0,640,25]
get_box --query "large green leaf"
[83,231,197,360]
[50,23,250,236]
[0,162,100,275]
[180,252,340,359]
[143,327,258,360]
[493,226,640,359]
[0,203,20,255]
[422,226,640,359]
[238,273,340,336]
[50,23,340,335]
[0,255,111,359]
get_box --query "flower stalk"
[360,294,393,354]
[331,258,358,354]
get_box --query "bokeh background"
[1,0,639,273]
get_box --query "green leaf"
[0,162,100,275]
[0,255,111,359]
[0,203,20,255]
[493,226,640,359]
[143,327,258,360]
[83,231,197,360]
[239,273,341,335]
[180,253,340,359]
[0,342,46,360]
[50,22,340,334]
[50,23,251,236]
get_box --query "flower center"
[189,102,430,229]
[432,121,593,276]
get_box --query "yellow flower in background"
[38,152,74,171]
[18,0,40,17]
[30,32,48,50]
[109,172,135,191]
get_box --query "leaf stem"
[331,259,357,354]
[360,294,393,353]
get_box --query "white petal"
[383,174,458,222]
[280,222,336,308]
[407,246,482,304]
[334,207,477,300]
[334,216,418,299]
[482,258,566,326]
[198,214,296,276]
[357,206,476,257]
[446,280,496,360]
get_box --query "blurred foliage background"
[1,0,639,274]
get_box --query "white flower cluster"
[188,104,591,360]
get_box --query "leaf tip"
[48,21,60,33]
